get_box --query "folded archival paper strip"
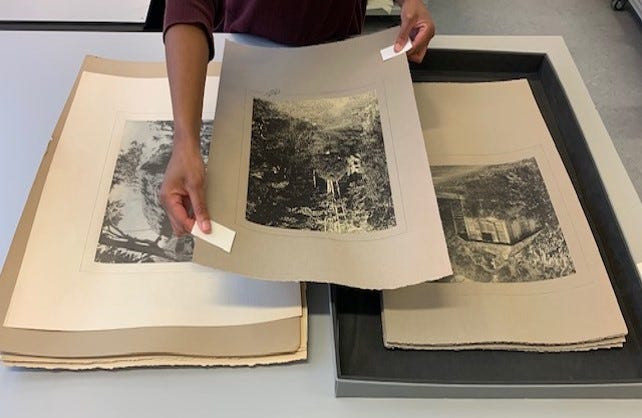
[193,28,452,290]
[382,80,627,351]
[0,57,306,367]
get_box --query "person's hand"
[160,138,211,236]
[394,0,436,63]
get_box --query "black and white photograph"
[95,119,212,263]
[246,91,396,233]
[433,157,575,283]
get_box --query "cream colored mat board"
[0,57,306,367]
[3,59,301,332]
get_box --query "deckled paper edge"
[0,284,308,370]
[0,349,307,370]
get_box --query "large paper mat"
[0,289,308,369]
[382,80,627,349]
[0,57,306,365]
[193,29,452,290]
[2,57,301,332]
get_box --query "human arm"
[394,0,436,63]
[160,23,212,235]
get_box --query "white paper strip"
[191,221,236,253]
[380,39,412,61]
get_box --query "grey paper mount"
[0,57,307,369]
[193,29,452,290]
[331,39,642,398]
[381,80,627,352]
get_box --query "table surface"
[0,31,641,417]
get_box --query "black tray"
[331,49,642,398]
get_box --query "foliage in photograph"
[247,92,395,233]
[95,120,212,263]
[434,158,576,283]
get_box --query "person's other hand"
[395,0,436,63]
[160,139,211,236]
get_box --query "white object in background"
[191,221,236,253]
[0,0,149,23]
[367,0,395,14]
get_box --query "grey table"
[1,32,641,417]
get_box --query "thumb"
[395,20,412,52]
[187,184,211,234]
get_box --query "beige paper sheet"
[385,338,624,352]
[0,57,305,366]
[0,289,308,369]
[3,60,301,331]
[1,351,307,370]
[193,28,452,290]
[1,348,308,370]
[382,80,627,349]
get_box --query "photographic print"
[246,91,396,233]
[95,119,212,263]
[433,158,575,283]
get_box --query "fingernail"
[201,220,211,233]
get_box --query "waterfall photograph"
[95,119,213,263]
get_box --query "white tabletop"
[0,31,641,417]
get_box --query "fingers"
[395,15,413,53]
[162,191,193,236]
[160,146,211,236]
[186,179,211,234]
[161,180,210,236]
[409,19,435,63]
[406,26,432,63]
[397,0,436,63]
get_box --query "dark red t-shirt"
[164,0,368,59]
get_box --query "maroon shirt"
[164,0,368,59]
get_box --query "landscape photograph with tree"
[95,119,213,263]
[247,91,396,234]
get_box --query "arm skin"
[394,0,436,63]
[160,24,212,235]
